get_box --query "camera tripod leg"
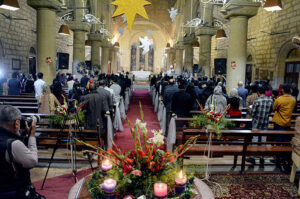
[86,153,94,171]
[41,143,59,190]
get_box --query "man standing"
[273,84,296,130]
[8,72,21,96]
[34,73,46,99]
[97,80,113,111]
[163,78,178,116]
[237,81,248,107]
[84,83,108,130]
[110,77,122,104]
[273,84,296,172]
[246,86,273,167]
[0,105,44,198]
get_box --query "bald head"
[238,81,243,87]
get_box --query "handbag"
[6,139,46,199]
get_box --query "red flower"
[131,170,142,176]
[138,150,146,158]
[122,161,133,174]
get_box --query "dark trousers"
[274,123,292,171]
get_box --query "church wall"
[0,0,73,78]
[210,0,300,88]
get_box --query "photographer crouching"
[0,105,45,199]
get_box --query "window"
[285,48,300,85]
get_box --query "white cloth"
[119,97,126,120]
[67,80,75,91]
[113,102,124,132]
[167,115,177,152]
[161,106,166,134]
[157,101,163,122]
[110,83,121,103]
[154,93,159,113]
[125,90,129,111]
[106,114,114,149]
[34,79,46,99]
[105,86,116,105]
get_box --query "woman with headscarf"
[38,85,61,114]
[205,85,227,113]
[227,88,243,118]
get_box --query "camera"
[20,115,40,129]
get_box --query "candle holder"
[175,183,186,195]
[104,192,116,199]
[153,196,167,199]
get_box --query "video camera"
[20,115,40,129]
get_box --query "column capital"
[174,45,184,50]
[88,33,104,42]
[27,0,63,9]
[67,21,91,32]
[221,0,260,19]
[183,36,197,45]
[196,26,218,36]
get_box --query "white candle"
[154,183,167,197]
[175,170,187,186]
[101,159,112,171]
[103,178,117,193]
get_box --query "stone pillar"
[68,0,90,78]
[89,34,102,67]
[196,2,217,77]
[175,46,184,75]
[111,48,119,73]
[221,0,260,92]
[136,46,140,70]
[27,0,62,84]
[183,36,196,72]
[101,42,110,73]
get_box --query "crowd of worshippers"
[151,75,298,170]
[0,71,132,130]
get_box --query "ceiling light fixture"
[263,0,282,12]
[216,29,227,39]
[58,24,70,35]
[0,0,20,11]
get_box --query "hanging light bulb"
[0,0,20,11]
[263,0,282,12]
[58,25,70,35]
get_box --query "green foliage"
[50,110,86,127]
[189,114,234,138]
[88,163,196,198]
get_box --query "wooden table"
[68,175,214,199]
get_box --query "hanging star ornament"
[112,0,151,32]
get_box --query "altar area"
[132,70,152,80]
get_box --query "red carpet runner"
[114,89,161,152]
[33,90,161,199]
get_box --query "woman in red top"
[227,88,243,118]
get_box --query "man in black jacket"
[0,105,44,199]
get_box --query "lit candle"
[175,170,187,186]
[102,178,117,193]
[101,159,112,172]
[154,183,168,197]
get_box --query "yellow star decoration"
[112,0,151,32]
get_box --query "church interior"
[1,0,300,198]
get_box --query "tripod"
[41,107,83,189]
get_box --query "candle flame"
[105,159,109,164]
[179,170,183,178]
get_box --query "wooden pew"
[0,101,38,106]
[181,128,294,173]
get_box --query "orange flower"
[138,150,146,158]
[165,152,171,156]
[137,142,141,147]
[126,158,134,165]
[169,157,175,163]
[108,148,115,155]
[150,161,155,166]
[145,136,148,140]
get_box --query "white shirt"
[34,79,46,99]
[67,80,75,91]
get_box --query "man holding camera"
[0,105,45,199]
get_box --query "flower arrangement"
[75,102,200,198]
[76,62,88,74]
[189,101,233,138]
[51,96,86,127]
